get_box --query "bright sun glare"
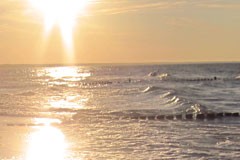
[26,126,67,160]
[29,0,90,57]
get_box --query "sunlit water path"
[0,63,240,159]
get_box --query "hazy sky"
[0,0,240,64]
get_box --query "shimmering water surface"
[0,63,240,159]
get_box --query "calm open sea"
[0,63,240,159]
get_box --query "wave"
[72,108,240,122]
[159,91,176,100]
[145,71,240,85]
[146,71,234,83]
[235,75,240,79]
[3,109,240,127]
[148,71,158,77]
[141,86,208,113]
[3,106,239,128]
[158,73,169,80]
[72,87,238,122]
[148,72,170,79]
[142,86,161,93]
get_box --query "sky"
[0,0,240,64]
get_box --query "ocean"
[0,63,240,159]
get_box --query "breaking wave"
[142,86,161,93]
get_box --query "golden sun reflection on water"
[33,118,62,126]
[49,96,88,110]
[26,119,67,160]
[46,67,91,81]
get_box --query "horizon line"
[0,61,240,66]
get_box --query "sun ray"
[28,0,90,62]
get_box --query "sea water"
[0,63,239,159]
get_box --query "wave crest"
[148,72,170,80]
[142,86,161,93]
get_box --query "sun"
[29,0,90,58]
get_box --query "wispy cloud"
[183,0,240,9]
[0,0,25,23]
[88,0,240,16]
[1,0,240,33]
[198,3,240,9]
[0,0,42,34]
[88,0,187,15]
